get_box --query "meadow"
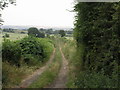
[0,32,27,41]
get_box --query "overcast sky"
[2,0,75,28]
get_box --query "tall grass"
[61,38,78,88]
[29,39,62,88]
[2,36,54,88]
[62,38,118,88]
[2,62,32,88]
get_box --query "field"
[0,32,27,42]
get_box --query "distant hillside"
[1,25,73,31]
[1,25,30,30]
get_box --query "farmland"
[1,1,119,89]
[0,32,27,41]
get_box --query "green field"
[0,32,28,42]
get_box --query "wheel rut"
[46,47,69,88]
[15,48,56,88]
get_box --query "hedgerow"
[2,36,54,87]
[73,2,119,88]
[2,36,54,66]
[2,39,21,66]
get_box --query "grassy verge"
[61,38,77,88]
[2,37,54,88]
[62,38,119,88]
[2,62,37,88]
[29,47,62,88]
[2,54,53,88]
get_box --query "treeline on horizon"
[2,28,73,36]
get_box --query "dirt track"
[15,46,69,88]
[16,48,56,88]
[46,47,68,88]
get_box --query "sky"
[2,0,75,28]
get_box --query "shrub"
[23,54,41,66]
[2,36,54,65]
[37,38,54,59]
[19,36,44,59]
[2,39,21,66]
[2,36,54,88]
[75,71,118,88]
[5,33,10,37]
[19,36,54,63]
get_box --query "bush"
[75,71,118,88]
[2,36,54,66]
[2,39,21,66]
[19,36,54,63]
[2,37,53,87]
[37,38,54,59]
[23,54,41,66]
[2,36,54,87]
[19,36,44,60]
[5,33,10,37]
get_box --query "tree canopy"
[0,0,16,10]
[0,0,16,25]
[28,27,45,38]
[59,30,66,37]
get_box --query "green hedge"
[2,36,54,66]
[2,39,21,66]
[74,2,119,75]
[73,2,119,88]
[75,71,118,88]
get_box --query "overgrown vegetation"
[29,38,62,88]
[29,47,62,88]
[2,62,32,88]
[62,38,119,88]
[2,36,54,87]
[2,39,21,66]
[1,1,119,88]
[70,2,119,88]
[61,38,78,88]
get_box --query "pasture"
[0,32,27,42]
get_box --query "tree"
[0,0,16,10]
[20,31,26,34]
[0,0,16,25]
[28,27,45,38]
[59,30,65,37]
[45,29,53,35]
[38,32,45,38]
